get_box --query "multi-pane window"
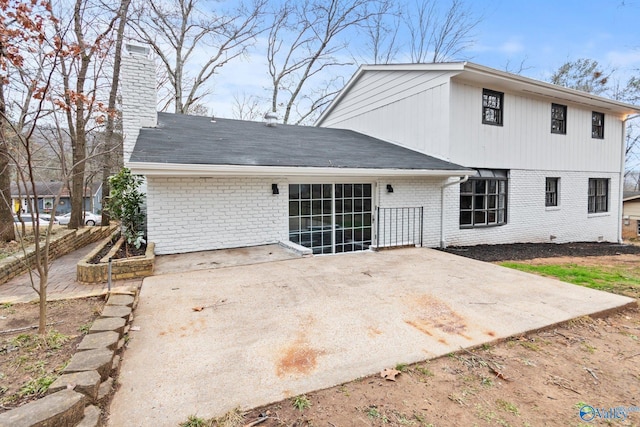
[545,178,559,207]
[588,178,609,213]
[592,112,604,139]
[637,220,640,236]
[288,183,372,254]
[482,89,504,126]
[551,104,567,134]
[460,170,508,228]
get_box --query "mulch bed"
[89,238,147,264]
[438,241,640,262]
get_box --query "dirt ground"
[439,242,640,262]
[0,297,104,411]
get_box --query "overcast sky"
[201,0,640,119]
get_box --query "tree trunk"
[0,83,16,242]
[101,0,130,226]
[69,119,87,229]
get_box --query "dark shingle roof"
[10,181,100,197]
[130,112,467,171]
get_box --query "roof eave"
[316,61,640,125]
[126,162,472,178]
[459,62,640,115]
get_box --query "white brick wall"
[444,170,621,246]
[121,50,157,163]
[147,171,620,254]
[376,177,448,247]
[147,177,288,254]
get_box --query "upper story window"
[482,89,503,126]
[588,178,609,213]
[551,104,567,134]
[460,169,508,228]
[592,112,604,139]
[545,177,559,207]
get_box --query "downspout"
[619,114,640,243]
[440,175,469,248]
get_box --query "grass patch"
[180,415,209,427]
[499,262,640,294]
[292,394,311,411]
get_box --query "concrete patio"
[107,247,635,426]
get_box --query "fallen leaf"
[381,368,401,381]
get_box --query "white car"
[13,214,50,225]
[57,211,102,226]
[39,214,60,225]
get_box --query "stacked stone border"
[0,288,139,427]
[77,234,155,283]
[0,226,118,286]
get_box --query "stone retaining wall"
[0,226,118,286]
[77,237,155,283]
[0,288,139,427]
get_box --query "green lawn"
[499,262,640,298]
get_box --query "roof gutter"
[126,162,472,178]
[618,114,640,243]
[440,175,469,248]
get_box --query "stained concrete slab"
[153,243,301,275]
[107,248,635,426]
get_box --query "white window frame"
[545,177,560,208]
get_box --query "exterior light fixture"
[264,111,278,127]
[272,184,279,195]
[386,184,394,193]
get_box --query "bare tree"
[0,0,55,241]
[0,0,71,333]
[230,92,261,121]
[503,56,532,75]
[129,0,266,114]
[549,58,613,96]
[101,0,131,226]
[356,0,401,64]
[406,0,479,63]
[266,0,375,124]
[55,0,119,229]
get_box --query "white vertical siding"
[322,70,457,127]
[449,81,624,172]
[321,71,455,161]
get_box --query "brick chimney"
[121,44,157,163]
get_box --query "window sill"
[545,206,561,211]
[587,212,610,218]
[459,223,507,229]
